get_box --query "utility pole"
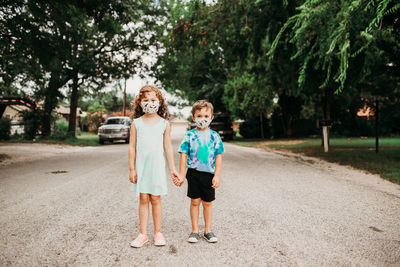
[375,98,379,153]
[123,79,127,116]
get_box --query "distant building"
[2,105,28,121]
[55,106,83,130]
[357,104,375,120]
[2,105,29,135]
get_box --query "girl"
[128,85,180,248]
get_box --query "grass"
[229,137,400,185]
[2,131,101,146]
[65,132,100,146]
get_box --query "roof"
[7,105,29,112]
[55,106,82,115]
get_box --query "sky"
[116,74,192,119]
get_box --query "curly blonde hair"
[130,85,170,120]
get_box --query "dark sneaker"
[203,232,217,243]
[188,232,200,243]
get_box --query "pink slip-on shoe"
[130,233,149,248]
[154,232,166,246]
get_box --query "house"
[357,103,375,120]
[2,105,29,134]
[55,106,83,130]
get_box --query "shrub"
[240,116,270,139]
[52,119,69,140]
[83,110,106,133]
[0,118,11,140]
[20,110,42,140]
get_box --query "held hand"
[171,170,180,186]
[212,175,220,188]
[178,174,185,187]
[129,169,137,184]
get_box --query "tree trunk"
[260,112,264,139]
[42,81,59,137]
[279,93,298,138]
[68,74,79,138]
[123,79,127,116]
[41,72,71,137]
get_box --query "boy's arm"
[179,152,188,183]
[128,121,137,183]
[212,154,222,188]
[163,122,178,174]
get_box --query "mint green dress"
[131,117,168,196]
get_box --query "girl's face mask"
[194,117,212,129]
[141,100,159,114]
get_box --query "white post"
[322,126,329,152]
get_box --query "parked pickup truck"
[98,116,131,144]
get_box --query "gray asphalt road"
[1,134,400,266]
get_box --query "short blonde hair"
[191,99,214,115]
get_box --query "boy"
[178,99,224,243]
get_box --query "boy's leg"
[190,198,201,233]
[149,195,162,233]
[202,200,212,233]
[139,193,150,235]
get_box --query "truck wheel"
[99,138,104,145]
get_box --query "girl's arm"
[163,122,178,175]
[128,121,137,183]
[179,152,188,182]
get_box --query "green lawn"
[3,131,101,146]
[229,137,400,185]
[65,131,100,146]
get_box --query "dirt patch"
[0,153,11,163]
[369,226,384,232]
[0,143,94,167]
[49,170,69,174]
[256,140,308,146]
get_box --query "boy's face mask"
[194,117,212,129]
[141,100,159,114]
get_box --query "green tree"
[155,1,227,110]
[0,0,159,137]
[156,0,302,137]
[268,0,400,141]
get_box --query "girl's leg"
[139,193,150,235]
[149,195,162,233]
[190,198,201,233]
[202,200,212,233]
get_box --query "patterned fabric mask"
[141,100,159,114]
[194,117,212,129]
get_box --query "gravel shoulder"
[0,142,96,167]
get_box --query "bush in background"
[0,118,11,140]
[83,110,106,133]
[240,116,270,139]
[20,110,42,140]
[52,119,69,140]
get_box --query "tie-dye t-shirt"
[178,128,224,174]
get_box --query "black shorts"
[186,168,215,202]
